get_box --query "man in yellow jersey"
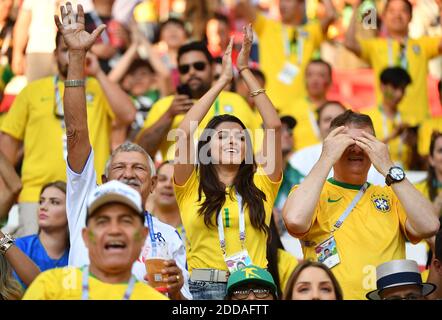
[280,59,333,151]
[136,41,260,161]
[363,67,412,169]
[345,0,442,126]
[283,109,440,299]
[0,31,136,237]
[235,0,336,112]
[23,180,169,300]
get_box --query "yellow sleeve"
[417,120,435,156]
[414,180,429,200]
[254,166,283,200]
[88,77,115,120]
[277,248,299,294]
[253,12,269,36]
[0,86,29,140]
[141,96,173,130]
[420,36,441,59]
[306,21,324,49]
[173,168,199,213]
[358,38,376,64]
[22,270,62,300]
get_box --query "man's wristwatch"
[0,233,16,255]
[385,166,406,186]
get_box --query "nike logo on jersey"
[327,197,343,203]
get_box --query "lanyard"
[387,38,408,70]
[331,182,369,233]
[145,212,156,242]
[379,106,403,166]
[81,266,136,300]
[214,98,220,116]
[282,26,304,66]
[217,191,245,257]
[89,11,110,44]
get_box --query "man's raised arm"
[54,2,105,173]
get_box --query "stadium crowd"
[1,0,442,301]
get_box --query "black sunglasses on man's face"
[178,61,207,75]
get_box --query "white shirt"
[289,143,386,186]
[22,0,61,53]
[66,150,192,299]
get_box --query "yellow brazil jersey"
[277,248,298,294]
[173,167,282,273]
[254,13,324,112]
[359,37,440,126]
[362,106,411,169]
[417,117,442,156]
[22,267,169,300]
[291,178,420,300]
[279,97,321,151]
[414,180,431,200]
[139,91,262,161]
[0,76,114,202]
[414,179,442,202]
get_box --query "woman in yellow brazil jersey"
[415,131,442,215]
[173,25,282,300]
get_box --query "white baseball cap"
[86,180,144,222]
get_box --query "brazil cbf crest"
[371,193,391,213]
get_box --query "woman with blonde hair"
[0,255,23,300]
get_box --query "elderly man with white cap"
[23,181,169,300]
[366,259,437,300]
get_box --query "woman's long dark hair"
[427,131,442,202]
[425,132,442,268]
[266,216,283,299]
[196,115,268,234]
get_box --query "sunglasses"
[232,288,271,300]
[383,293,423,300]
[178,61,207,75]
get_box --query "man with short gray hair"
[55,3,190,300]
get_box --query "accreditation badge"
[315,236,340,269]
[278,62,299,85]
[224,250,253,273]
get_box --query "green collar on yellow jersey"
[327,178,371,190]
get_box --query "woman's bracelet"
[250,88,266,97]
[238,67,249,74]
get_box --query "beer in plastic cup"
[145,242,169,292]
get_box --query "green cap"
[227,265,277,295]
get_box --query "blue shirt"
[14,234,69,287]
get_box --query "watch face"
[390,167,405,180]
